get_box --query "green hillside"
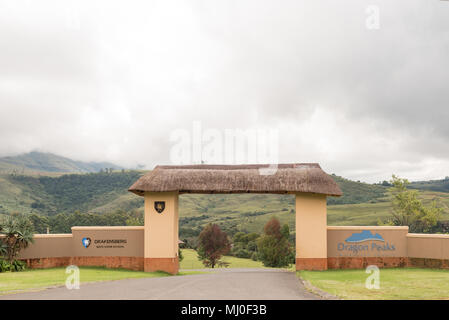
[0,171,386,216]
[0,169,448,238]
[327,175,387,205]
[0,152,122,174]
[0,171,144,216]
[409,177,449,193]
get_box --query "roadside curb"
[297,276,341,300]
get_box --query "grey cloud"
[0,0,448,182]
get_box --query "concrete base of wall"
[409,257,449,269]
[144,257,179,274]
[296,258,328,271]
[23,256,144,271]
[328,257,409,269]
[22,256,449,273]
[24,257,72,269]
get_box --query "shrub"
[0,259,11,272]
[251,252,258,261]
[10,260,26,272]
[0,214,34,263]
[257,217,294,268]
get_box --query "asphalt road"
[0,268,319,300]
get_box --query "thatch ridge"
[128,163,342,197]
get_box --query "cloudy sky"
[0,0,448,182]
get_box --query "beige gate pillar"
[144,191,179,274]
[295,193,328,270]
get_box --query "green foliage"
[1,166,448,239]
[197,224,231,268]
[28,210,143,234]
[257,217,294,268]
[0,214,34,265]
[2,171,144,216]
[0,259,12,272]
[381,175,443,233]
[327,175,387,205]
[10,259,26,272]
[230,232,260,259]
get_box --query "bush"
[0,259,11,272]
[257,217,294,268]
[233,248,251,259]
[11,260,26,272]
[0,214,34,263]
[251,252,258,261]
[230,232,260,258]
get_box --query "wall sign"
[154,201,165,214]
[82,237,91,248]
[337,230,396,254]
[81,237,127,249]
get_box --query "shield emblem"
[154,201,165,214]
[82,237,91,248]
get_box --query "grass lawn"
[299,268,449,300]
[0,267,175,295]
[180,249,266,269]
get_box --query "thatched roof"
[128,163,342,197]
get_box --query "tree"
[257,217,294,268]
[197,223,231,268]
[29,213,49,234]
[0,215,35,262]
[381,175,442,233]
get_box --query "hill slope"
[0,152,122,174]
[0,170,448,237]
[409,178,449,193]
[0,171,144,216]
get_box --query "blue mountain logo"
[345,230,384,243]
[82,237,91,248]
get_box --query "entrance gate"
[129,164,342,274]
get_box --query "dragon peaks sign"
[337,230,396,255]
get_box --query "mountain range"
[0,152,122,174]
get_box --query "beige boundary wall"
[407,233,449,268]
[17,226,145,271]
[327,226,449,269]
[10,225,449,271]
[327,226,409,269]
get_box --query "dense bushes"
[0,259,26,272]
[10,171,143,215]
[256,217,294,268]
[327,175,387,205]
[230,232,259,259]
[28,210,143,234]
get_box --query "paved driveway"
[0,268,319,300]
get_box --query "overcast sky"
[0,0,448,182]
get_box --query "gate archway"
[129,164,342,274]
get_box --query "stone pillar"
[144,191,179,274]
[295,193,328,271]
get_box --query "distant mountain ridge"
[0,151,122,173]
